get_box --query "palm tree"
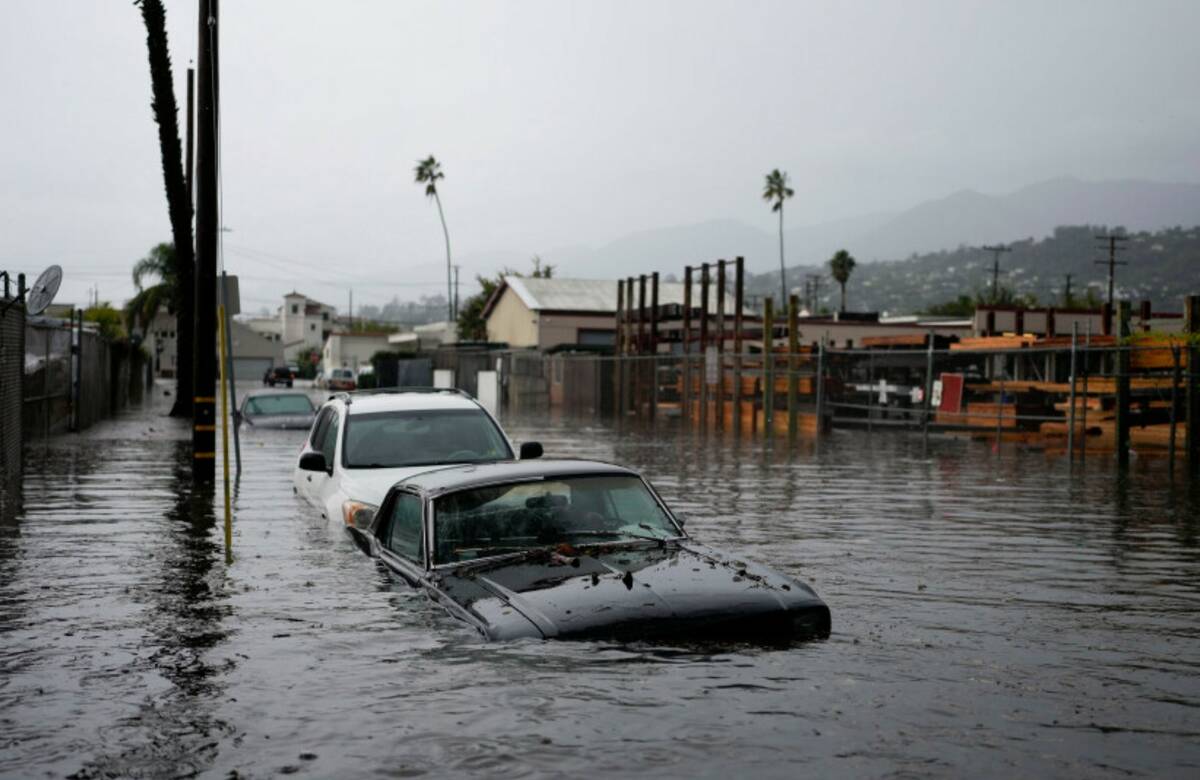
[415,156,453,320]
[125,243,178,334]
[762,169,795,304]
[136,0,194,418]
[828,249,857,312]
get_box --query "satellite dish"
[26,265,62,316]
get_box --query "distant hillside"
[533,177,1200,281]
[745,224,1200,315]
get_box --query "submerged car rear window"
[342,409,512,468]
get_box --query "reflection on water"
[1,383,1199,778]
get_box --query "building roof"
[483,276,743,319]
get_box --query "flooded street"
[3,384,1199,778]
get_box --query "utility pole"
[806,273,823,314]
[1063,273,1072,307]
[1094,233,1128,307]
[982,244,1012,302]
[192,0,219,483]
[348,288,353,331]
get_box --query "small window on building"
[311,323,316,331]
[322,312,329,322]
[292,304,299,314]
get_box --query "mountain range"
[515,177,1200,279]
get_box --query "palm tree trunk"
[139,0,195,417]
[777,205,787,305]
[840,281,847,313]
[433,191,452,321]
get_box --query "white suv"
[293,388,541,530]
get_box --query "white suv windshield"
[342,409,512,468]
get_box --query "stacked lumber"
[860,334,928,348]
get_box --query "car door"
[310,408,342,519]
[296,407,332,504]
[377,490,425,585]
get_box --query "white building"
[240,291,337,363]
[321,331,394,377]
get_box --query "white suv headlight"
[342,501,378,529]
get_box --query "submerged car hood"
[338,467,436,506]
[434,542,829,641]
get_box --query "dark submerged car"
[263,366,294,387]
[363,460,831,642]
[239,390,317,429]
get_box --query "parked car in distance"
[363,459,831,642]
[293,388,540,532]
[327,368,356,391]
[263,365,294,387]
[286,364,300,378]
[239,390,317,429]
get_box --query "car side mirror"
[299,451,327,473]
[519,441,543,460]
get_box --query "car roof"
[393,459,639,497]
[335,388,485,416]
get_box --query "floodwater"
[2,383,1199,779]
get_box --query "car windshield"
[432,475,679,564]
[342,408,512,468]
[243,394,313,416]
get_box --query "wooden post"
[699,263,710,430]
[637,275,646,415]
[650,272,659,420]
[763,297,774,436]
[1081,320,1091,461]
[733,257,744,435]
[1116,300,1131,467]
[1169,345,1180,470]
[1186,295,1200,471]
[682,266,692,424]
[715,260,726,431]
[787,294,799,438]
[628,278,638,412]
[1067,322,1078,460]
[613,280,623,418]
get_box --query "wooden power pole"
[192,0,219,482]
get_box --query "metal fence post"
[815,337,826,434]
[922,336,934,445]
[787,294,799,439]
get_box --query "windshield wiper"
[562,528,667,544]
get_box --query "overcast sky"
[2,0,1197,314]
